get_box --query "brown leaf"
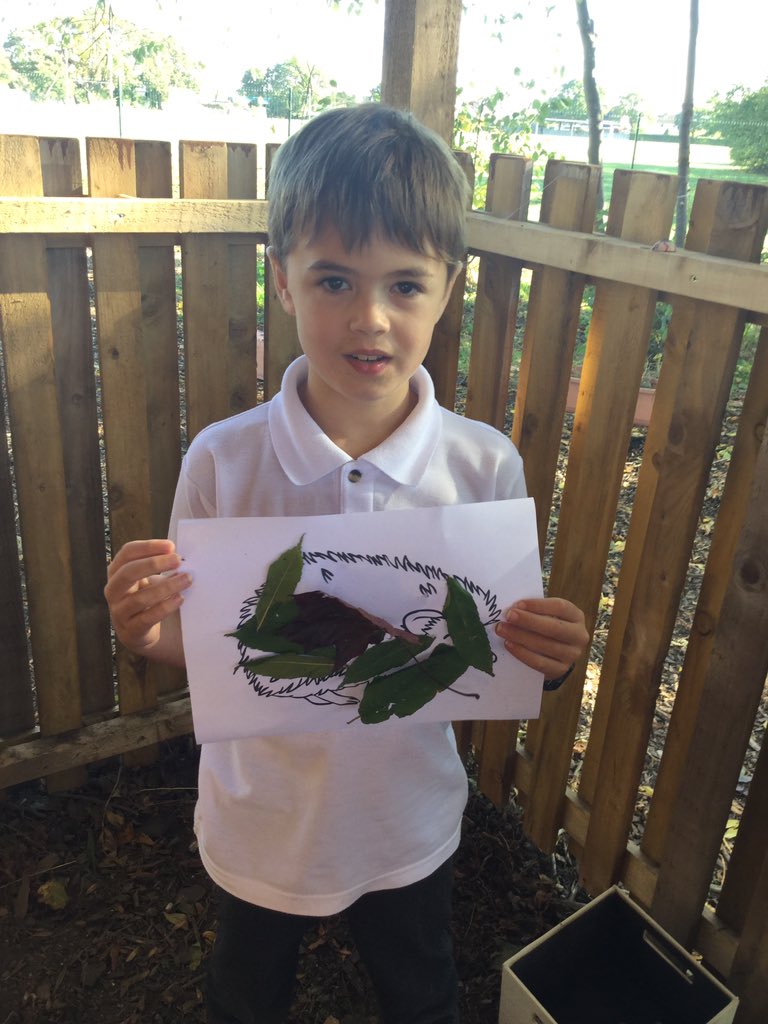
[279,591,385,670]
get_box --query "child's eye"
[393,281,423,296]
[319,276,349,292]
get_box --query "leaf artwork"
[229,539,496,724]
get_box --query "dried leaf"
[244,649,337,679]
[340,635,434,687]
[37,879,69,911]
[163,911,189,930]
[253,537,304,629]
[359,644,470,723]
[279,591,385,670]
[443,576,494,675]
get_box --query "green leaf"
[227,599,300,651]
[443,576,494,675]
[340,635,434,687]
[253,538,304,629]
[358,644,470,724]
[243,649,336,679]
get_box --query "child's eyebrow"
[307,259,435,279]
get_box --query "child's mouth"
[346,352,391,374]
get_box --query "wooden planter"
[566,377,656,427]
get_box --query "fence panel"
[522,169,678,853]
[648,421,768,944]
[578,180,768,896]
[641,323,768,863]
[0,136,82,789]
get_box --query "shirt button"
[348,469,363,483]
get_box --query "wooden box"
[499,886,738,1024]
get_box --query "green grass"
[600,162,768,223]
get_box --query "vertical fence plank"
[423,150,474,409]
[263,141,301,399]
[464,154,531,429]
[180,141,232,438]
[0,137,82,785]
[578,180,768,896]
[226,143,261,418]
[134,140,186,699]
[0,332,32,735]
[42,138,114,717]
[718,718,768,934]
[476,160,599,809]
[649,423,768,948]
[511,160,601,551]
[718,724,768,1024]
[132,141,181,541]
[521,170,677,852]
[462,154,531,805]
[641,324,768,863]
[88,140,156,734]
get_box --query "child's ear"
[266,246,296,316]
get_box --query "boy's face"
[268,227,458,435]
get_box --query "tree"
[707,83,768,173]
[547,79,589,119]
[2,4,200,107]
[575,0,601,167]
[675,0,699,246]
[239,59,326,119]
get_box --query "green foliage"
[706,83,768,172]
[239,59,351,119]
[2,5,200,107]
[453,88,557,208]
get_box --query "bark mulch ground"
[0,739,585,1024]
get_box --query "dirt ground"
[0,739,584,1024]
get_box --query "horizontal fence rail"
[1,134,767,1021]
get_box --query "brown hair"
[267,103,469,267]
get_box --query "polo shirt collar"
[269,356,442,486]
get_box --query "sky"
[3,0,767,116]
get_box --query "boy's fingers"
[106,548,182,595]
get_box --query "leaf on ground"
[443,576,494,675]
[163,911,189,930]
[36,879,69,911]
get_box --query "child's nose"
[350,293,389,335]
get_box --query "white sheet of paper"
[177,499,544,742]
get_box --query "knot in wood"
[739,556,764,592]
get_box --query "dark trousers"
[205,857,459,1024]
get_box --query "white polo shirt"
[170,356,526,916]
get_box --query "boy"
[105,104,588,1024]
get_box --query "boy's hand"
[104,539,190,664]
[495,597,589,681]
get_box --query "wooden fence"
[1,133,767,1020]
